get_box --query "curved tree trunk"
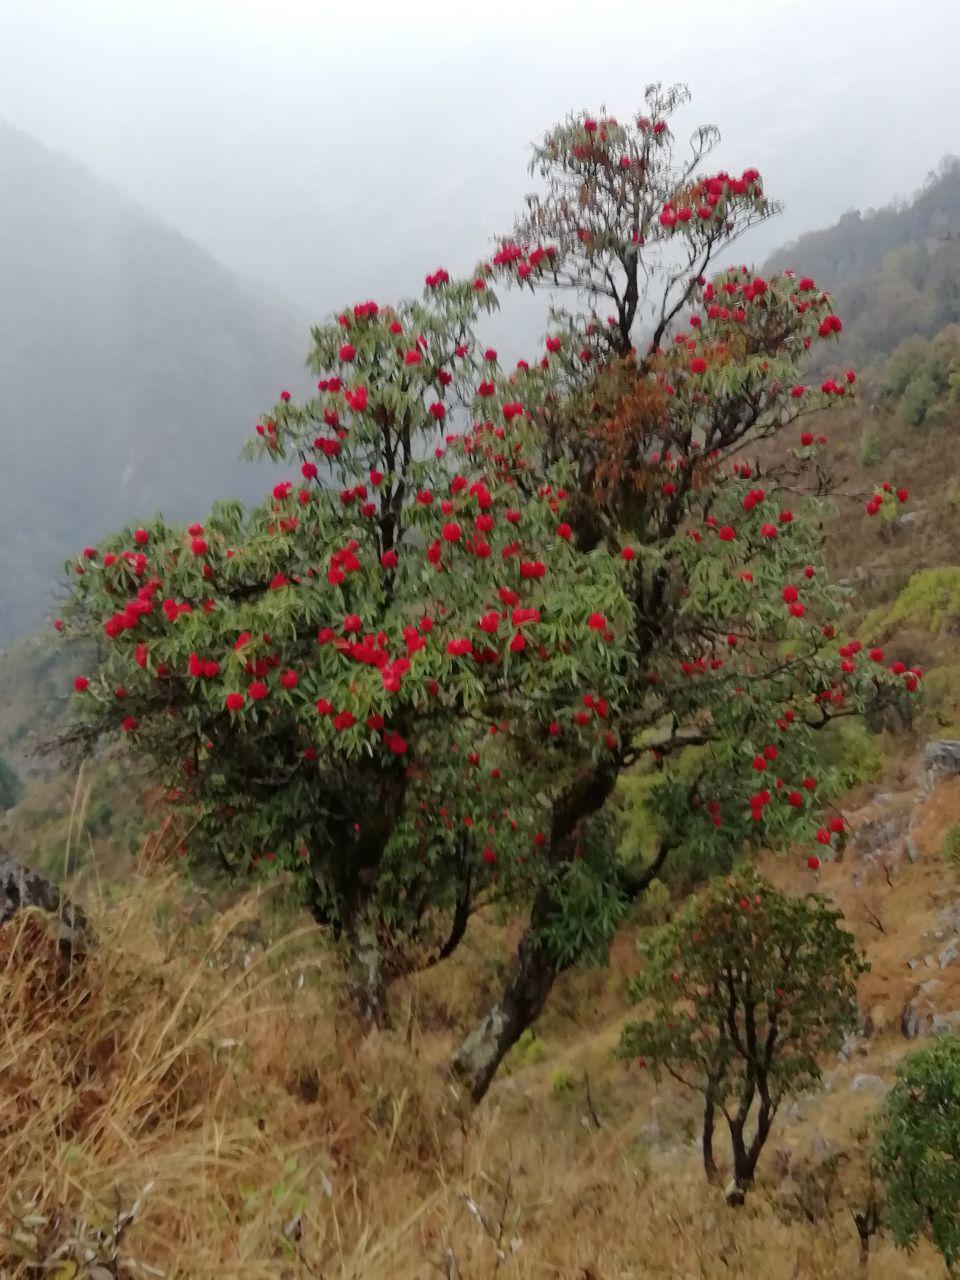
[451,761,620,1102]
[451,882,559,1101]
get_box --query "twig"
[583,1071,603,1130]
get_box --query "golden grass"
[0,857,950,1277]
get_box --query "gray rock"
[851,1074,887,1094]
[906,835,920,864]
[853,814,905,858]
[940,938,960,969]
[901,1003,929,1039]
[908,958,920,970]
[810,1129,835,1160]
[0,847,87,950]
[931,1011,960,1035]
[925,741,960,788]
[837,1031,860,1062]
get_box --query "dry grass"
[0,853,950,1280]
[5,759,960,1277]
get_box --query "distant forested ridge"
[765,158,960,368]
[0,121,308,646]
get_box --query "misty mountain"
[0,121,309,646]
[764,158,960,368]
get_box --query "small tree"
[876,1037,960,1275]
[618,868,865,1203]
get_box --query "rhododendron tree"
[514,83,775,361]
[618,868,864,1203]
[58,85,916,1098]
[450,86,915,1099]
[876,1037,960,1274]
[58,270,634,1020]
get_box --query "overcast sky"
[2,0,958,322]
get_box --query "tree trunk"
[451,760,620,1102]
[725,1118,751,1206]
[307,760,408,1027]
[451,885,558,1101]
[342,891,390,1029]
[725,1097,773,1205]
[853,1196,879,1271]
[702,1081,721,1185]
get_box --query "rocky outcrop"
[923,740,960,789]
[0,847,86,949]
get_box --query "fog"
[3,0,959,319]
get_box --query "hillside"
[7,138,960,1279]
[2,747,959,1278]
[764,157,960,369]
[0,121,309,646]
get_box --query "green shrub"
[859,428,881,468]
[512,1029,548,1069]
[635,877,671,927]
[817,719,886,790]
[943,824,960,866]
[900,370,940,426]
[889,567,960,634]
[884,336,932,397]
[549,1066,577,1096]
[876,1037,960,1274]
[925,401,952,430]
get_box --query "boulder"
[0,848,86,949]
[901,1002,932,1039]
[866,1004,892,1037]
[852,813,905,859]
[850,1074,887,1094]
[924,741,960,788]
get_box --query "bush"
[512,1029,548,1069]
[634,877,671,927]
[619,868,865,1203]
[549,1066,577,1096]
[900,370,940,427]
[817,719,886,788]
[884,566,960,635]
[884,336,932,397]
[875,1037,960,1273]
[943,824,960,866]
[859,428,881,468]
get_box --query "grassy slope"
[6,170,960,1279]
[2,762,958,1279]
